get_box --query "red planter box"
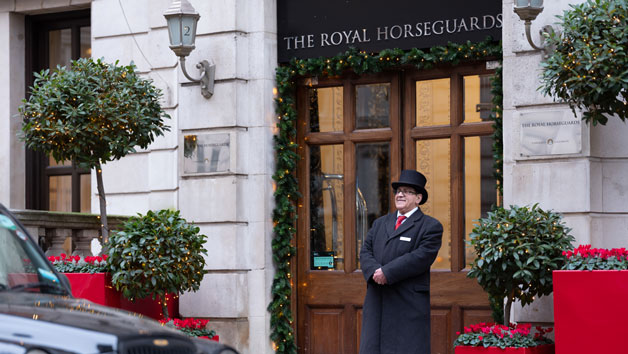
[455,344,554,354]
[553,270,628,354]
[64,273,178,320]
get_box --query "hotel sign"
[277,0,502,62]
[519,111,582,156]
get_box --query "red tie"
[395,215,406,230]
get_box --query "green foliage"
[467,205,575,317]
[272,38,502,353]
[488,294,505,325]
[107,209,208,318]
[490,65,503,198]
[540,0,628,125]
[19,57,170,169]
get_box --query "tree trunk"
[96,163,109,246]
[161,294,169,320]
[504,290,514,325]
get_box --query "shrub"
[107,209,208,318]
[467,204,575,324]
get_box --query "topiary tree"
[467,204,575,325]
[540,0,628,125]
[19,58,170,243]
[107,209,208,319]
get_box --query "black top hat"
[392,170,428,205]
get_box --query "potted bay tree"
[454,204,574,353]
[19,58,170,244]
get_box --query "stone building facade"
[1,0,626,353]
[503,0,628,323]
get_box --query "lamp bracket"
[179,57,215,99]
[524,21,556,57]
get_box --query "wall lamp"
[513,0,555,56]
[164,0,215,99]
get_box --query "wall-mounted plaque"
[519,111,582,157]
[183,133,230,174]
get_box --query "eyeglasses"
[394,188,417,196]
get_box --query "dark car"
[0,203,237,354]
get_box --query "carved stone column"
[73,229,100,256]
[45,228,72,256]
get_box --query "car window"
[0,212,65,294]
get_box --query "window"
[25,10,91,213]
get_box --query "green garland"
[490,64,504,198]
[270,38,503,353]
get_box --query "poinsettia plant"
[48,254,108,273]
[562,245,628,270]
[159,318,218,341]
[453,323,553,349]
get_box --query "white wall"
[91,0,278,352]
[503,0,628,323]
[0,12,25,209]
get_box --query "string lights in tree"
[541,0,628,125]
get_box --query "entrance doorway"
[296,62,498,354]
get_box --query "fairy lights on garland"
[490,64,504,198]
[269,38,503,354]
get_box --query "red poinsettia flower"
[454,323,553,348]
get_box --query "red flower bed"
[159,318,218,342]
[455,344,554,354]
[454,323,553,349]
[48,254,108,273]
[562,245,628,270]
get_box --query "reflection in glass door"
[406,65,498,354]
[355,142,390,267]
[298,73,400,354]
[310,144,345,270]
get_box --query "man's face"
[394,186,422,214]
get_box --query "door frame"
[294,61,497,353]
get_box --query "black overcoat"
[359,208,443,354]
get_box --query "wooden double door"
[296,62,498,354]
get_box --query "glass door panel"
[49,29,71,68]
[80,26,91,58]
[355,83,390,129]
[49,175,72,212]
[310,144,345,270]
[463,74,494,123]
[463,136,498,268]
[309,87,344,133]
[416,139,451,270]
[355,142,391,267]
[80,174,92,213]
[416,78,450,127]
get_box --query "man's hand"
[373,268,387,285]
